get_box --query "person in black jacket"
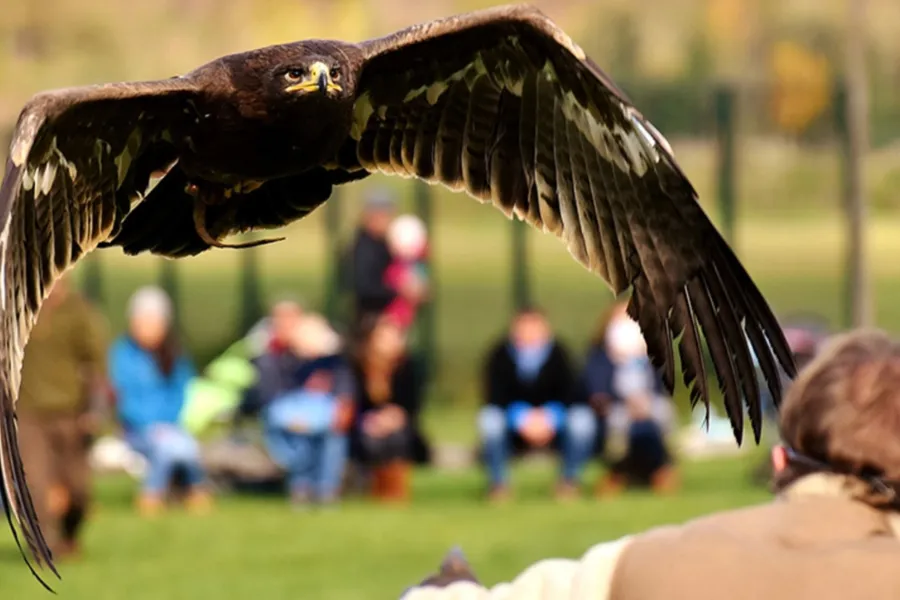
[347,190,427,333]
[479,307,596,501]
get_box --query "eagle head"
[278,59,344,97]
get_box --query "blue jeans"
[264,428,348,500]
[478,404,597,486]
[126,424,206,495]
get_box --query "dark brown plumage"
[0,3,796,587]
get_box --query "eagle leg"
[191,184,285,250]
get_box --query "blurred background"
[0,0,897,598]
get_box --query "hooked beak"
[285,61,342,95]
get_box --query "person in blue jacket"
[109,286,212,516]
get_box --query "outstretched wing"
[0,78,197,585]
[348,5,796,442]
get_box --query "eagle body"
[0,4,797,587]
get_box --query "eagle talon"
[192,197,284,249]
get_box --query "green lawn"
[0,454,770,600]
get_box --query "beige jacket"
[404,474,900,600]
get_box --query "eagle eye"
[329,67,341,80]
[284,68,305,82]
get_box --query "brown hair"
[352,315,406,404]
[775,328,900,508]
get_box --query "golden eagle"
[0,3,795,585]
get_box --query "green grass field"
[0,455,769,600]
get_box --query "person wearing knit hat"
[348,187,410,332]
[109,286,213,516]
[126,285,172,322]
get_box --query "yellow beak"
[284,61,342,94]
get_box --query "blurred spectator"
[348,189,417,331]
[750,315,831,484]
[260,313,354,506]
[383,214,430,330]
[236,297,307,421]
[266,296,306,355]
[17,275,108,559]
[351,316,425,503]
[478,307,592,502]
[759,315,830,421]
[582,302,678,496]
[109,286,212,516]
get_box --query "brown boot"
[137,493,165,517]
[651,465,680,495]
[185,487,214,515]
[554,480,581,503]
[380,460,411,503]
[595,473,626,498]
[487,484,512,505]
[57,539,82,561]
[371,466,390,500]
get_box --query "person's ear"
[771,445,788,474]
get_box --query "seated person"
[478,306,595,502]
[109,286,212,516]
[237,297,306,421]
[351,315,424,503]
[581,302,677,495]
[260,314,354,506]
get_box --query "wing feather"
[0,79,198,585]
[351,4,797,442]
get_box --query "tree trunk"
[844,0,872,328]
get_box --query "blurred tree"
[607,10,639,80]
[705,0,751,77]
[238,238,264,335]
[769,39,832,135]
[842,0,872,328]
[684,30,715,82]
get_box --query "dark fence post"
[415,181,437,381]
[323,188,343,324]
[239,238,264,336]
[158,258,181,327]
[511,218,531,310]
[81,254,104,306]
[714,85,737,246]
[833,78,856,330]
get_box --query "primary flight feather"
[0,3,796,585]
